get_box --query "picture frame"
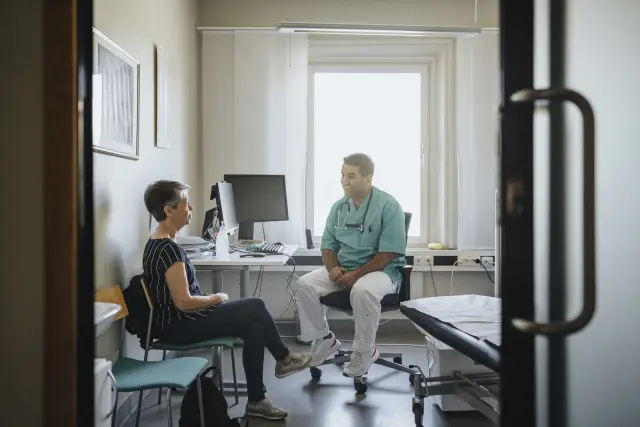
[92,27,140,160]
[154,44,172,149]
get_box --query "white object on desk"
[216,224,230,259]
[176,235,211,246]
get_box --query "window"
[306,64,428,243]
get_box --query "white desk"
[190,244,297,297]
[188,244,297,396]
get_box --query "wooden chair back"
[95,285,129,321]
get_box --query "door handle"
[509,87,596,335]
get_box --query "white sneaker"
[342,348,379,377]
[310,332,342,367]
[246,398,287,420]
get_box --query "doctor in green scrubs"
[296,153,407,378]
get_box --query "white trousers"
[296,268,396,352]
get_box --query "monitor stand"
[238,222,255,241]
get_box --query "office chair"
[309,212,414,394]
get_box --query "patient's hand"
[328,266,346,282]
[211,293,229,305]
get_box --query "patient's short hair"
[343,153,374,177]
[144,180,190,222]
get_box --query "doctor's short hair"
[144,180,191,222]
[343,153,375,177]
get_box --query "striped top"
[142,238,214,334]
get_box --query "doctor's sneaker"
[310,332,342,367]
[343,348,379,377]
[246,398,287,420]
[274,352,312,378]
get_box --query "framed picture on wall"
[92,27,140,160]
[154,44,172,149]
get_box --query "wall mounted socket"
[456,256,477,266]
[480,256,495,266]
[414,255,434,266]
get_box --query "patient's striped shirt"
[142,238,213,334]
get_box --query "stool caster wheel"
[354,379,368,395]
[310,367,322,380]
[413,402,424,427]
[393,356,403,364]
[409,374,416,385]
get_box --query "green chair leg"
[135,390,143,427]
[158,350,166,406]
[230,347,238,405]
[166,388,173,427]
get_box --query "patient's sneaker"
[310,332,342,367]
[274,352,312,378]
[246,398,287,420]
[343,347,379,377]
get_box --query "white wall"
[0,1,44,425]
[198,0,499,28]
[93,0,201,365]
[456,31,500,249]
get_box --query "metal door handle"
[509,87,596,335]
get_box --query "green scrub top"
[321,187,407,291]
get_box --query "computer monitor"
[223,174,289,240]
[201,208,216,240]
[213,181,238,235]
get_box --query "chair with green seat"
[95,285,207,427]
[138,279,239,405]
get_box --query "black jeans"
[161,297,289,402]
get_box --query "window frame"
[306,62,431,245]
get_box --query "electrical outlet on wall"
[456,256,477,266]
[480,256,495,266]
[414,255,434,266]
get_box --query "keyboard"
[248,242,287,255]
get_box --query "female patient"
[142,180,311,420]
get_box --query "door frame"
[499,1,537,426]
[43,0,94,425]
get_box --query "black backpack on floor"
[179,366,248,427]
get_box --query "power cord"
[427,261,438,296]
[280,255,298,319]
[252,267,264,297]
[475,259,495,283]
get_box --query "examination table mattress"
[400,295,501,372]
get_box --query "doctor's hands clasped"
[328,266,346,282]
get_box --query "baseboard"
[115,388,160,427]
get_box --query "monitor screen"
[223,174,289,223]
[215,181,238,234]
